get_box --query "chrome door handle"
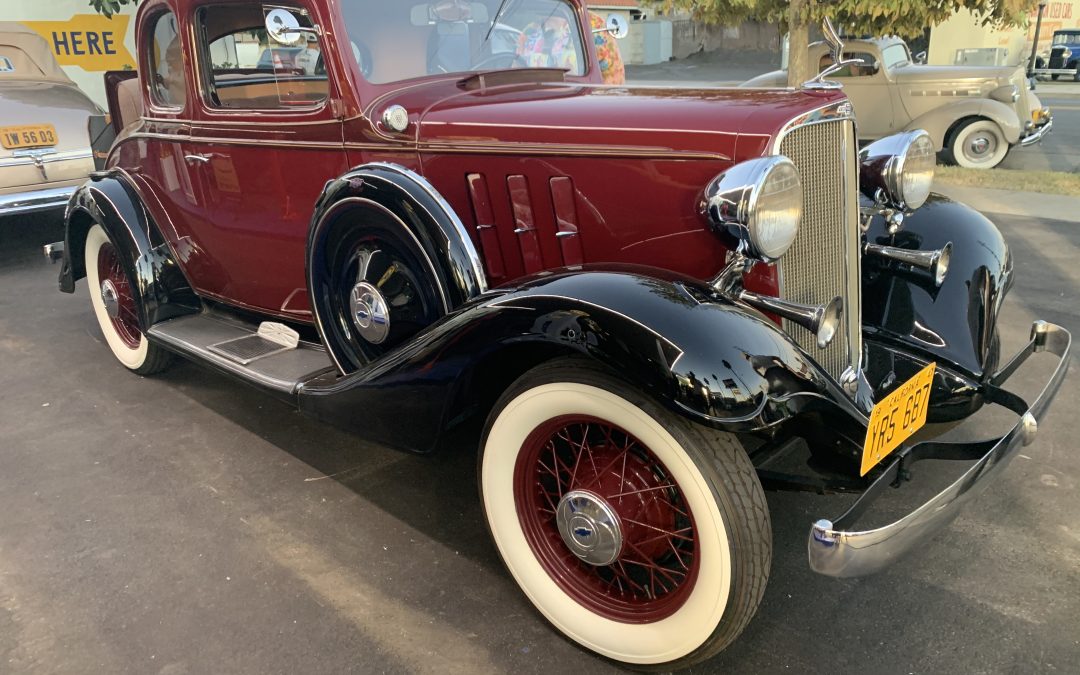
[184,154,212,164]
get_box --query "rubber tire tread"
[479,358,771,671]
[131,340,174,376]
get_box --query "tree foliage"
[90,0,140,19]
[652,0,1040,40]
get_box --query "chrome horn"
[864,241,952,287]
[739,290,843,349]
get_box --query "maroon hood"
[392,79,847,162]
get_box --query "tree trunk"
[786,0,810,88]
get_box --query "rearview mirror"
[914,50,927,64]
[593,14,629,40]
[266,9,322,46]
[266,9,303,45]
[410,2,490,26]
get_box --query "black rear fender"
[61,173,198,328]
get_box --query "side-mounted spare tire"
[307,163,487,373]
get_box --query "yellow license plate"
[861,362,936,476]
[0,124,58,149]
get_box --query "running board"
[147,312,335,396]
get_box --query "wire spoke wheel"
[515,416,699,622]
[480,361,771,667]
[97,241,142,349]
[83,224,172,375]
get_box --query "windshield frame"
[880,43,911,72]
[337,0,595,89]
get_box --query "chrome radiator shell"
[774,112,861,382]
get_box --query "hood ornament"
[803,18,863,90]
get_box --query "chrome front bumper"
[0,185,77,216]
[809,320,1071,578]
[1020,117,1053,146]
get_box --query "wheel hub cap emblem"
[101,279,120,319]
[556,490,623,566]
[971,137,990,155]
[349,281,390,344]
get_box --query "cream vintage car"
[0,23,99,217]
[743,36,1053,169]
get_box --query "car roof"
[0,21,73,83]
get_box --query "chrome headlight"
[859,129,935,211]
[703,156,803,262]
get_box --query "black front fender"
[863,193,1012,381]
[61,172,198,328]
[298,267,863,453]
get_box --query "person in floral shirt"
[589,11,625,85]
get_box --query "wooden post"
[787,0,809,88]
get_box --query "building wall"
[928,1,1079,67]
[668,16,780,60]
[1,0,138,106]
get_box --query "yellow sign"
[22,14,134,72]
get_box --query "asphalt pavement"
[1,205,1078,674]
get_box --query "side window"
[820,51,877,78]
[148,11,187,108]
[197,4,329,110]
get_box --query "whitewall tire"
[84,224,172,375]
[479,360,770,669]
[948,118,1010,169]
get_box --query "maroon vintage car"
[49,0,1069,668]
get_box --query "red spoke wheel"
[97,240,141,349]
[84,224,172,375]
[515,416,699,622]
[480,360,770,669]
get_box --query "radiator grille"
[776,119,861,381]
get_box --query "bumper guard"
[1020,117,1053,147]
[808,320,1071,577]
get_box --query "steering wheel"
[470,52,522,71]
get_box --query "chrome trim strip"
[0,148,93,169]
[0,185,77,215]
[771,99,856,154]
[809,321,1071,577]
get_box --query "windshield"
[880,43,910,70]
[1052,33,1080,46]
[341,0,587,85]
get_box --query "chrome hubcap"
[555,490,623,566]
[968,135,993,157]
[348,281,390,344]
[100,279,120,319]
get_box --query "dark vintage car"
[1035,29,1080,81]
[48,0,1070,668]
